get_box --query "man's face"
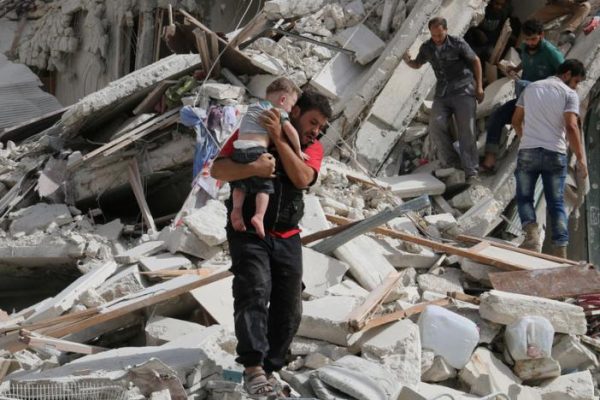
[561,72,584,90]
[290,108,328,146]
[429,25,448,45]
[523,34,543,51]
[491,0,506,13]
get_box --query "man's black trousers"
[228,230,303,373]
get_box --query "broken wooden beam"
[346,271,401,332]
[193,28,213,74]
[128,159,158,233]
[490,19,512,65]
[19,330,107,355]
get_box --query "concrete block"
[422,356,457,382]
[27,261,118,323]
[479,290,588,335]
[95,219,123,241]
[278,368,316,398]
[145,316,208,346]
[476,77,515,118]
[290,336,351,360]
[201,83,245,100]
[297,296,360,346]
[114,241,165,264]
[302,247,349,298]
[417,268,464,294]
[264,0,325,19]
[552,334,599,371]
[324,279,370,299]
[309,52,365,99]
[139,253,192,272]
[96,264,145,302]
[514,358,561,381]
[457,196,504,237]
[334,24,385,65]
[460,258,503,286]
[540,371,595,400]
[183,200,227,246]
[360,319,421,387]
[190,275,234,329]
[459,347,522,397]
[414,382,478,400]
[9,203,72,235]
[379,173,445,198]
[304,352,331,370]
[160,225,221,260]
[249,53,286,75]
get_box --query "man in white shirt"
[512,59,588,258]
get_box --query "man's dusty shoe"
[551,245,568,259]
[520,222,541,252]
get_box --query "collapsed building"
[1,0,600,399]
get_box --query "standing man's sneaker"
[520,222,541,252]
[551,245,568,259]
[558,31,576,45]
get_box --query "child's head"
[265,77,302,113]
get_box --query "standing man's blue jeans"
[515,147,569,246]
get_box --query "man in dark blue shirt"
[404,17,484,183]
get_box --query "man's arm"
[210,154,276,182]
[403,52,424,69]
[472,56,485,103]
[565,112,588,179]
[512,106,525,138]
[260,109,316,189]
[282,120,303,159]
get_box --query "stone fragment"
[304,352,331,370]
[190,275,234,329]
[114,241,165,264]
[380,173,445,197]
[421,356,457,382]
[476,77,515,118]
[9,204,72,235]
[310,52,364,99]
[459,347,522,397]
[183,200,227,246]
[159,225,221,260]
[417,268,464,294]
[201,83,245,100]
[96,264,145,302]
[324,279,370,299]
[264,0,325,19]
[479,290,588,335]
[95,219,123,240]
[302,247,349,298]
[514,358,561,381]
[297,296,360,346]
[139,253,191,273]
[145,316,207,346]
[551,334,599,372]
[540,371,595,400]
[290,336,350,361]
[334,24,385,65]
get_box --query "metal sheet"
[489,266,600,299]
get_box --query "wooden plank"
[128,159,157,233]
[347,271,401,331]
[20,330,107,355]
[300,221,359,245]
[346,173,391,189]
[140,269,213,278]
[133,81,175,115]
[67,108,180,170]
[490,19,512,65]
[489,265,600,299]
[0,307,101,334]
[193,28,212,72]
[209,32,221,77]
[469,240,491,254]
[228,11,270,49]
[325,214,569,272]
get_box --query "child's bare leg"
[231,188,247,232]
[251,192,269,239]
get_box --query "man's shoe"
[520,222,541,252]
[551,245,568,259]
[558,31,576,46]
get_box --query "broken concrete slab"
[417,268,465,295]
[114,241,165,264]
[324,279,370,299]
[139,253,192,273]
[334,24,385,65]
[290,336,351,362]
[540,370,595,400]
[26,261,118,323]
[475,77,515,118]
[200,83,245,101]
[0,235,86,267]
[182,200,227,246]
[360,319,421,387]
[9,203,72,235]
[264,0,325,19]
[414,382,479,400]
[160,225,221,260]
[379,173,445,197]
[145,316,208,346]
[297,295,361,346]
[460,258,503,286]
[190,274,234,329]
[309,52,365,99]
[96,264,145,302]
[302,247,349,298]
[552,334,599,372]
[422,355,457,382]
[94,218,123,241]
[299,194,330,234]
[479,290,588,335]
[514,358,561,381]
[459,347,522,397]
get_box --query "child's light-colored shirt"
[238,100,289,138]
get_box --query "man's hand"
[576,160,588,180]
[260,108,284,143]
[402,51,412,64]
[162,24,176,41]
[253,153,277,178]
[476,86,485,103]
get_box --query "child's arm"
[282,120,309,160]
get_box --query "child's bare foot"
[231,209,246,232]
[250,215,266,239]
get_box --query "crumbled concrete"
[94,219,123,241]
[300,194,330,233]
[145,316,208,346]
[96,264,145,302]
[360,319,421,387]
[325,279,370,299]
[540,370,595,400]
[183,200,227,246]
[417,267,465,294]
[480,290,588,335]
[476,77,515,118]
[139,253,192,273]
[304,352,332,370]
[297,296,360,346]
[310,52,365,99]
[302,247,349,298]
[264,0,325,19]
[380,173,446,197]
[114,241,165,264]
[160,225,221,260]
[9,204,72,235]
[459,347,522,397]
[334,24,385,65]
[290,336,351,361]
[552,334,599,372]
[514,358,561,381]
[421,355,457,382]
[460,258,503,286]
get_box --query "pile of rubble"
[1,0,600,399]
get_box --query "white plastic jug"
[504,316,554,360]
[418,305,480,369]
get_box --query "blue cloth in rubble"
[180,106,219,178]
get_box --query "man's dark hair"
[295,89,332,119]
[558,59,586,79]
[428,17,447,30]
[522,19,544,36]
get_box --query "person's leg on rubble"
[263,234,303,396]
[429,97,460,169]
[540,148,569,258]
[228,230,275,397]
[451,94,480,182]
[515,148,543,252]
[481,98,518,173]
